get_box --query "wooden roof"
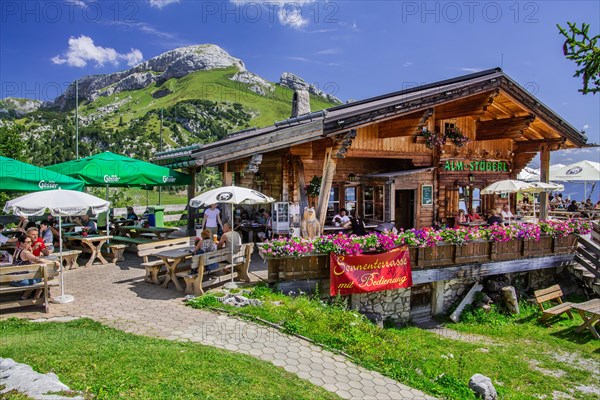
[153,68,588,168]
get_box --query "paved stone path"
[2,255,435,400]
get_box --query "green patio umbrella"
[46,151,192,187]
[0,156,85,192]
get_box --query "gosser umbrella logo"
[38,180,58,189]
[216,192,233,201]
[162,176,176,183]
[566,167,583,175]
[104,175,121,183]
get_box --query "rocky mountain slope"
[0,44,340,166]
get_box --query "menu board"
[421,185,433,206]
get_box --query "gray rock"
[279,72,341,103]
[0,357,84,400]
[0,98,43,117]
[363,312,384,328]
[230,71,273,96]
[468,373,497,400]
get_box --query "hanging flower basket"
[445,126,470,147]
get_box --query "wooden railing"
[267,235,579,283]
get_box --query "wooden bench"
[534,284,574,323]
[137,237,194,284]
[106,243,128,263]
[177,243,254,296]
[0,264,50,313]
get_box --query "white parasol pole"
[52,215,74,304]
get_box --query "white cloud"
[460,67,482,73]
[278,6,308,28]
[583,124,590,130]
[286,56,341,67]
[52,35,143,68]
[66,0,91,8]
[149,0,179,9]
[231,1,315,29]
[315,48,340,55]
[403,61,413,67]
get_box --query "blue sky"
[1,0,599,165]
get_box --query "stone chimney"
[291,89,310,117]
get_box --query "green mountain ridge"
[0,67,338,166]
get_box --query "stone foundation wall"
[442,278,478,312]
[528,267,560,290]
[351,289,411,324]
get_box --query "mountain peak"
[52,44,245,110]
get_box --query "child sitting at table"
[191,229,218,276]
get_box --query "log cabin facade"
[154,68,588,232]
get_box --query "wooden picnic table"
[118,226,177,240]
[152,246,194,291]
[572,299,600,339]
[65,234,112,267]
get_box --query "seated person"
[126,206,138,220]
[26,227,50,257]
[346,212,367,236]
[77,214,97,233]
[467,208,482,222]
[0,224,17,246]
[218,223,243,263]
[567,200,579,212]
[257,211,272,242]
[332,208,351,227]
[584,199,594,210]
[487,208,504,225]
[191,229,219,275]
[500,205,515,221]
[218,223,242,249]
[455,209,467,227]
[38,220,54,253]
[254,208,266,224]
[595,201,600,210]
[11,235,59,297]
[240,210,250,222]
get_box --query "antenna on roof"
[500,53,504,69]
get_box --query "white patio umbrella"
[3,189,110,303]
[550,160,600,199]
[190,185,275,283]
[520,182,565,221]
[481,179,533,218]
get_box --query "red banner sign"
[330,246,413,296]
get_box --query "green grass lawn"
[0,318,339,400]
[189,287,600,399]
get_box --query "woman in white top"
[202,204,223,237]
[500,205,515,221]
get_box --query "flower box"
[454,241,491,264]
[522,235,553,257]
[552,235,578,254]
[267,255,328,282]
[491,239,523,261]
[417,243,455,268]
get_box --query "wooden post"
[186,167,197,236]
[539,144,550,220]
[296,158,309,213]
[316,147,337,231]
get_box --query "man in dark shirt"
[567,200,579,212]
